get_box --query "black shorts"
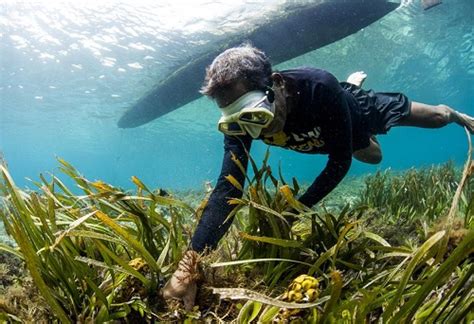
[341,82,411,135]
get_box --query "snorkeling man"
[162,44,474,309]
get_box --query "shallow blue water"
[0,0,473,192]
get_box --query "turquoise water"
[0,0,472,194]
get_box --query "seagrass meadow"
[0,132,473,323]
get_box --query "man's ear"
[271,73,284,87]
[271,72,295,97]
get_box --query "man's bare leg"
[398,102,474,133]
[353,135,382,164]
[347,71,367,87]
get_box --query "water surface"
[0,0,472,193]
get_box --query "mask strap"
[265,86,275,103]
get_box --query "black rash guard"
[191,68,371,252]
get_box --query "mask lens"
[218,121,245,135]
[239,111,271,125]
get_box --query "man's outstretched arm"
[191,135,252,252]
[298,75,354,207]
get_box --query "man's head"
[202,44,288,139]
[200,43,272,107]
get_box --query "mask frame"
[218,91,274,138]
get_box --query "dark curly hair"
[200,43,273,98]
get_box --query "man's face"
[215,80,277,138]
[214,78,289,137]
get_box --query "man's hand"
[347,71,367,87]
[162,250,200,310]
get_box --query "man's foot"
[346,71,367,87]
[162,250,200,311]
[456,111,474,134]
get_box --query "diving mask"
[218,90,275,138]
